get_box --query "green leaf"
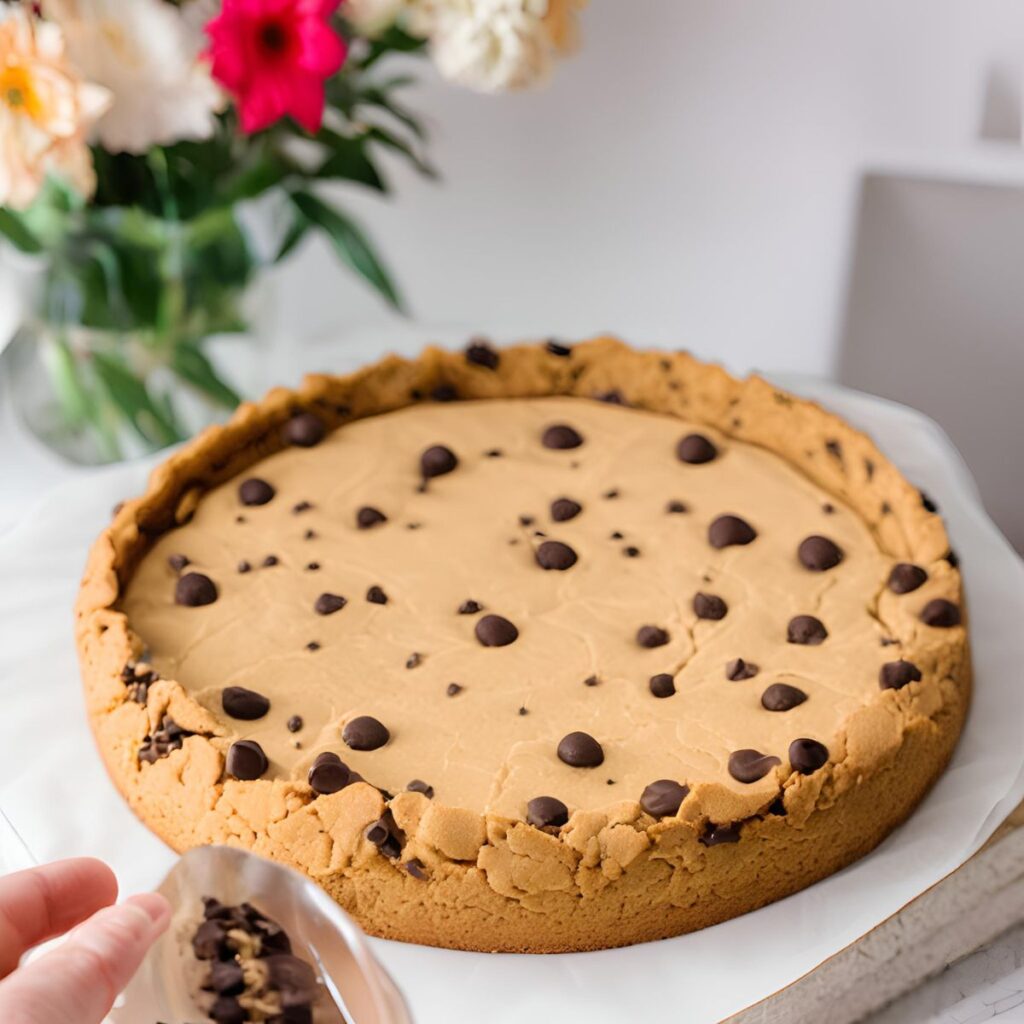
[91,350,184,447]
[0,209,42,253]
[223,152,296,203]
[364,125,437,178]
[314,132,387,191]
[274,213,310,263]
[357,88,426,140]
[170,342,242,409]
[290,190,404,311]
[359,26,428,69]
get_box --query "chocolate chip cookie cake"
[76,337,969,953]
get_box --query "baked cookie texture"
[76,338,969,953]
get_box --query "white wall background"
[275,0,1024,378]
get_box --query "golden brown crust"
[76,337,969,953]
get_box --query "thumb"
[0,892,171,1024]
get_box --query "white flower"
[427,0,553,93]
[345,0,408,37]
[45,0,222,154]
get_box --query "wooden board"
[730,803,1024,1023]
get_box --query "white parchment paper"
[1,377,1022,1024]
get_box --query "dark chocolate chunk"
[209,958,244,996]
[305,641,320,652]
[649,673,676,698]
[262,554,279,567]
[221,686,270,721]
[701,822,742,846]
[550,497,582,522]
[640,779,689,817]
[305,562,320,572]
[356,505,387,529]
[726,658,759,681]
[314,592,347,615]
[475,614,519,647]
[175,572,218,607]
[879,659,923,690]
[282,411,326,447]
[797,535,844,572]
[365,813,405,860]
[535,540,578,571]
[624,546,641,558]
[636,624,670,648]
[292,500,313,514]
[210,995,245,1024]
[920,598,961,627]
[167,553,190,573]
[728,748,781,783]
[761,683,807,711]
[343,716,389,751]
[596,389,626,405]
[264,953,318,1008]
[430,383,458,403]
[407,779,434,798]
[287,715,303,733]
[366,585,388,605]
[693,592,728,621]
[676,433,718,464]
[192,917,228,960]
[466,340,500,369]
[787,615,828,645]
[666,500,688,514]
[420,444,458,478]
[405,652,423,669]
[446,682,463,697]
[139,716,193,764]
[920,490,939,513]
[541,424,583,450]
[226,739,268,781]
[610,530,624,540]
[527,796,569,828]
[583,675,600,687]
[307,751,350,795]
[545,339,572,357]
[458,599,483,614]
[789,738,829,774]
[708,514,757,548]
[405,859,428,880]
[237,560,251,574]
[887,563,927,594]
[557,731,604,768]
[239,478,275,506]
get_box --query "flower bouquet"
[0,0,584,462]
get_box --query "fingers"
[0,858,118,977]
[0,892,171,1024]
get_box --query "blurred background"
[2,0,1022,549]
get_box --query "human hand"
[0,857,170,1023]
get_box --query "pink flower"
[205,0,346,134]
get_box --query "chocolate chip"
[649,673,676,698]
[365,813,404,859]
[787,615,828,645]
[167,553,190,573]
[583,675,600,687]
[175,572,218,607]
[545,339,572,357]
[485,448,503,458]
[431,383,458,402]
[798,535,844,572]
[420,444,458,478]
[282,411,325,447]
[305,641,320,651]
[761,683,807,711]
[405,652,423,669]
[550,497,582,522]
[518,514,535,527]
[210,995,245,1024]
[466,340,500,369]
[728,748,780,783]
[446,682,464,697]
[221,686,271,720]
[239,478,275,506]
[407,779,434,798]
[610,530,624,540]
[920,490,939,513]
[237,560,251,574]
[541,424,583,450]
[138,716,192,764]
[366,585,388,605]
[693,592,728,620]
[676,433,717,464]
[262,554,279,567]
[308,751,351,795]
[726,658,759,681]
[314,592,346,615]
[708,514,757,548]
[357,505,387,529]
[880,659,922,690]
[458,599,483,614]
[624,546,641,558]
[405,859,428,879]
[305,562,320,571]
[226,740,268,781]
[287,715,303,732]
[535,540,578,571]
[304,528,316,540]
[602,488,620,499]
[527,796,569,828]
[596,389,626,405]
[666,500,688,514]
[945,549,960,569]
[921,598,961,627]
[343,716,389,751]
[789,738,829,774]
[887,562,927,594]
[636,624,669,648]
[475,614,519,647]
[557,731,604,768]
[209,959,244,996]
[701,822,742,846]
[518,706,528,716]
[640,779,689,817]
[822,502,835,514]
